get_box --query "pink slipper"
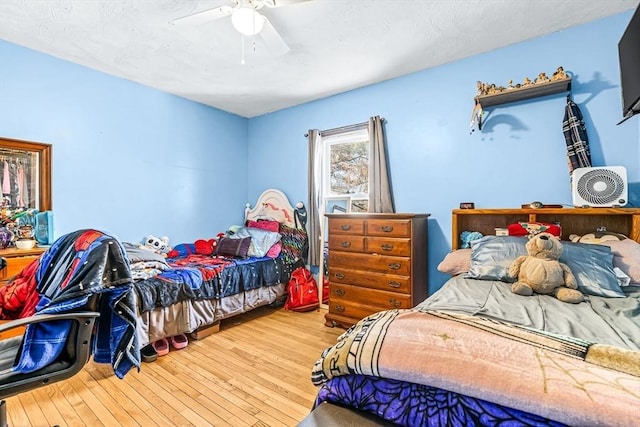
[170,334,189,350]
[152,338,170,356]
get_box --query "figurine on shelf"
[476,81,488,96]
[552,66,567,81]
[535,72,550,84]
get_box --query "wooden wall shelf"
[475,77,572,108]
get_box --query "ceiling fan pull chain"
[241,35,246,65]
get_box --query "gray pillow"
[561,241,625,298]
[467,236,625,298]
[230,226,281,258]
[467,236,527,282]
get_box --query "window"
[322,127,369,213]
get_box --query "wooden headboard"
[245,189,301,229]
[452,207,640,249]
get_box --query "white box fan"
[572,166,628,207]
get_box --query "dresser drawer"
[328,251,411,276]
[329,267,410,293]
[327,299,382,321]
[329,218,364,235]
[328,235,365,252]
[330,283,411,310]
[365,236,410,256]
[365,219,411,237]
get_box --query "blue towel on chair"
[13,229,140,379]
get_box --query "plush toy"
[460,231,483,249]
[139,235,171,257]
[569,230,627,244]
[508,232,584,303]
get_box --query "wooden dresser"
[0,247,47,284]
[324,213,429,328]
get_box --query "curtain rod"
[304,117,385,138]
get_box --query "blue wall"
[0,39,249,245]
[1,11,638,294]
[248,11,640,293]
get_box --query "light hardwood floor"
[5,306,343,427]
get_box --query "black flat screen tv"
[618,4,640,124]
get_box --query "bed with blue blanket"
[309,208,640,426]
[132,189,307,346]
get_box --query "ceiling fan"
[172,0,311,57]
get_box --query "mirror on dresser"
[0,137,52,284]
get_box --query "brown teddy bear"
[508,232,584,303]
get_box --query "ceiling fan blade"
[260,0,313,8]
[259,18,289,55]
[171,6,234,26]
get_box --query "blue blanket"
[13,229,141,379]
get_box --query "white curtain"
[368,115,395,213]
[307,129,323,267]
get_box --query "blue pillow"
[466,236,625,298]
[467,236,527,282]
[561,241,625,298]
[229,226,281,258]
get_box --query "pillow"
[279,224,308,264]
[247,219,280,233]
[561,242,625,298]
[232,226,282,258]
[215,237,251,258]
[467,236,625,298]
[467,236,528,282]
[437,249,471,275]
[595,239,640,284]
[246,220,282,257]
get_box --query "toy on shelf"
[475,66,568,97]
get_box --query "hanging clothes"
[16,162,25,208]
[562,96,592,175]
[2,160,9,196]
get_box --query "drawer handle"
[334,305,345,312]
[381,225,394,232]
[340,224,352,231]
[340,241,351,248]
[335,272,345,280]
[388,281,401,288]
[388,263,401,270]
[334,289,345,296]
[381,244,394,251]
[389,299,401,308]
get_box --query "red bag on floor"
[284,267,328,312]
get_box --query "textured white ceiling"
[0,0,638,118]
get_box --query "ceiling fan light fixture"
[231,7,265,36]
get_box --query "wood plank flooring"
[4,306,343,427]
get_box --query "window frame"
[321,127,370,213]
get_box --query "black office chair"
[0,309,99,427]
[0,229,140,427]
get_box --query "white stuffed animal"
[139,235,171,257]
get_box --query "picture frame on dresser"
[325,196,350,214]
